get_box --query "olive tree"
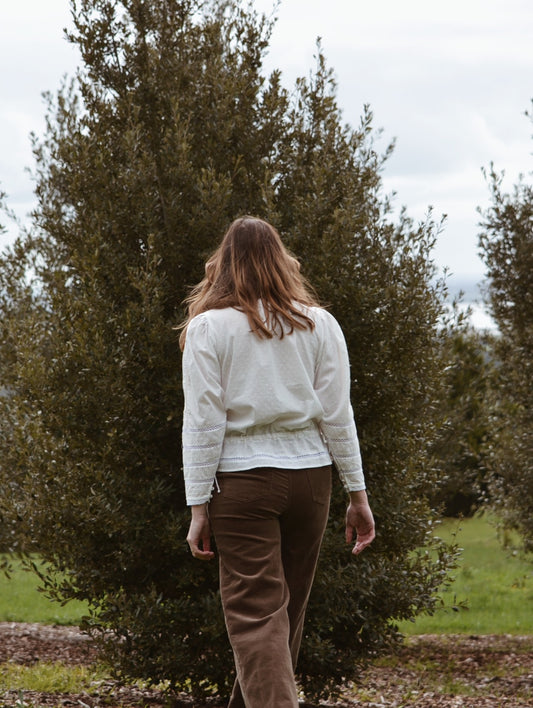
[479,139,533,552]
[429,327,494,517]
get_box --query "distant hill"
[446,273,485,304]
[444,273,497,332]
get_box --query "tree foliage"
[0,0,459,700]
[479,137,533,552]
[429,327,494,517]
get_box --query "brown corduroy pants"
[208,465,332,708]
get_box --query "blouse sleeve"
[181,315,226,505]
[314,311,366,493]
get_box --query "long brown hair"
[179,216,320,349]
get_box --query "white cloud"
[1,0,532,279]
[0,0,78,245]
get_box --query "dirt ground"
[0,622,531,707]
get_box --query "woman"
[180,216,375,708]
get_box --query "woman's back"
[189,304,325,433]
[182,300,364,501]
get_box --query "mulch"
[0,623,532,707]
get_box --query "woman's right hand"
[187,504,215,561]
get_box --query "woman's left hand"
[187,504,215,561]
[345,490,375,556]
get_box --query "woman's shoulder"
[303,306,346,344]
[304,305,340,327]
[189,307,246,331]
[185,308,246,351]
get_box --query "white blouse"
[181,304,366,505]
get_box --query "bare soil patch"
[0,623,531,707]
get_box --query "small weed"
[441,677,476,696]
[371,655,401,669]
[460,565,474,580]
[0,662,105,693]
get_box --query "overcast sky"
[1,0,532,286]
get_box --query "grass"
[0,662,104,692]
[0,558,88,625]
[0,521,531,699]
[1,515,532,634]
[399,515,533,635]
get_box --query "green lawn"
[1,515,532,634]
[0,559,88,625]
[399,515,533,635]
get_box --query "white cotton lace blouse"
[181,304,366,505]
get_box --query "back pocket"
[217,470,273,503]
